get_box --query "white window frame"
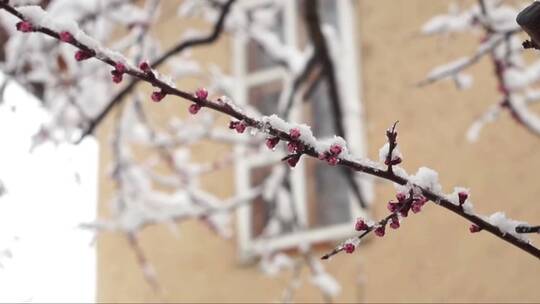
[233,0,371,263]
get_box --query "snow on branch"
[2,1,538,262]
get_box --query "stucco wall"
[97,1,540,302]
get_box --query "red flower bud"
[458,191,468,206]
[195,88,208,100]
[139,61,151,72]
[286,154,301,167]
[115,62,126,74]
[74,50,94,61]
[469,224,482,233]
[387,201,399,213]
[396,192,407,202]
[111,71,123,84]
[188,104,201,115]
[16,21,33,32]
[329,144,342,155]
[59,31,73,42]
[374,226,386,237]
[326,156,339,166]
[235,121,246,133]
[344,243,355,254]
[411,202,422,214]
[289,128,301,140]
[265,137,280,150]
[390,220,400,230]
[287,141,304,153]
[355,218,368,231]
[151,91,165,102]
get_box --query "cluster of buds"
[229,120,247,133]
[189,88,207,114]
[387,192,427,217]
[111,62,126,84]
[280,128,304,168]
[16,21,33,32]
[59,31,73,43]
[151,90,166,102]
[355,218,369,231]
[74,50,94,62]
[286,128,304,154]
[318,143,342,166]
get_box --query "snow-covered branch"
[2,1,539,262]
[420,0,540,140]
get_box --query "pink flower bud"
[411,202,422,214]
[139,61,151,72]
[387,201,399,213]
[235,121,246,133]
[265,137,280,150]
[343,243,355,254]
[111,71,123,84]
[195,88,208,100]
[189,104,201,115]
[287,141,304,153]
[286,155,300,168]
[469,224,482,233]
[415,195,428,206]
[355,218,368,231]
[115,62,126,74]
[318,152,327,160]
[289,128,301,140]
[458,191,468,206]
[16,21,33,32]
[151,91,165,102]
[74,50,93,61]
[59,31,73,42]
[389,216,400,229]
[396,192,406,202]
[374,226,386,237]
[329,144,342,155]
[326,156,339,166]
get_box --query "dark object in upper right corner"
[517,1,540,49]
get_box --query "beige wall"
[97,1,540,302]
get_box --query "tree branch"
[76,0,236,143]
[3,2,539,260]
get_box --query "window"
[232,0,371,262]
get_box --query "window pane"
[247,80,282,115]
[249,165,295,237]
[304,81,351,228]
[247,9,284,73]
